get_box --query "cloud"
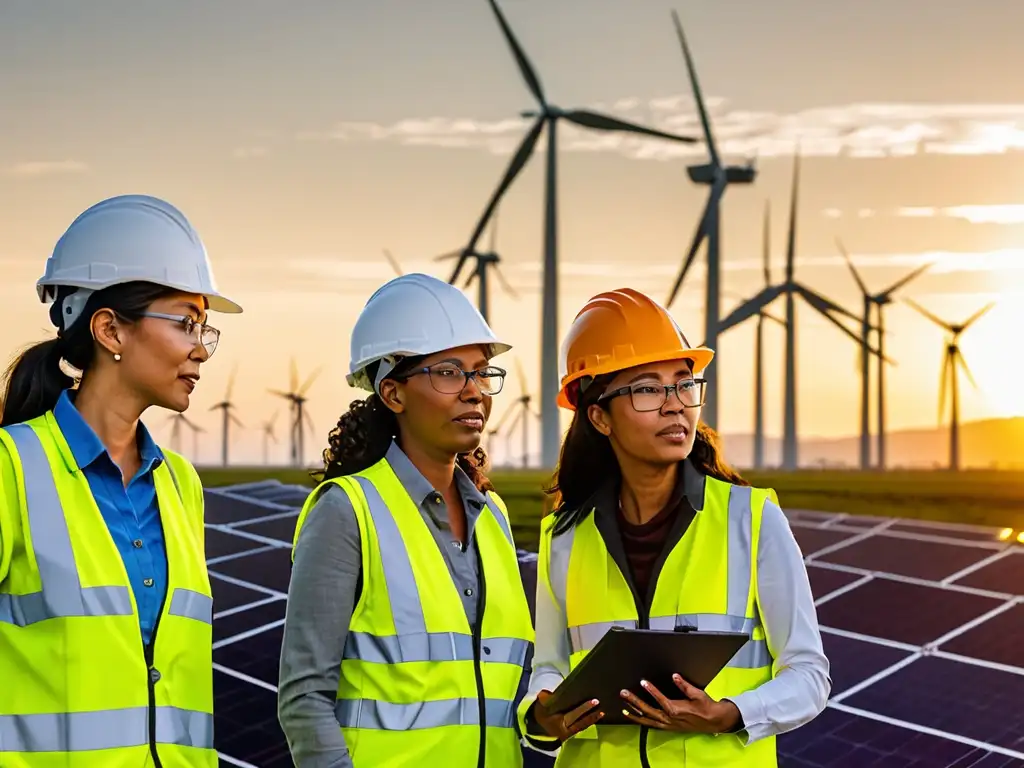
[824,204,1024,224]
[6,160,89,177]
[232,146,269,159]
[302,100,1024,161]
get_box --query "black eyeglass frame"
[597,377,707,412]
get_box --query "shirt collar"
[52,389,164,474]
[385,439,488,510]
[589,457,706,522]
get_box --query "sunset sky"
[1,0,1022,467]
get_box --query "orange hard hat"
[557,288,714,410]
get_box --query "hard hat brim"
[37,276,243,314]
[557,346,714,410]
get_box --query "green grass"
[198,465,1024,551]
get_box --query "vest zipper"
[145,585,169,768]
[472,549,487,768]
[637,604,653,768]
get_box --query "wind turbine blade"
[494,264,519,298]
[956,348,978,389]
[562,110,697,143]
[785,153,800,282]
[225,364,238,402]
[666,176,724,307]
[270,410,279,427]
[670,10,719,166]
[904,298,951,332]
[762,310,787,328]
[718,284,785,333]
[433,248,463,263]
[515,357,527,394]
[835,238,868,296]
[486,0,546,106]
[267,388,291,399]
[489,203,500,253]
[762,200,771,285]
[962,302,995,331]
[490,404,519,435]
[463,267,478,290]
[455,116,544,284]
[382,248,403,277]
[298,366,323,396]
[793,283,862,324]
[797,287,893,360]
[289,358,299,393]
[881,262,930,298]
[230,414,244,429]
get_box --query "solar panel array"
[204,480,1024,768]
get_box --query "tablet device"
[545,626,748,726]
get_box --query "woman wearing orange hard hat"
[516,288,830,767]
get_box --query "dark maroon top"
[616,495,682,601]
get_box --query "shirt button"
[433,494,442,504]
[464,588,474,597]
[452,541,463,551]
[132,539,143,549]
[143,578,154,588]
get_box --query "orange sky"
[1,1,1022,466]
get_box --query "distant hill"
[720,417,1024,470]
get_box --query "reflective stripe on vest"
[0,422,214,752]
[558,485,772,671]
[337,475,527,729]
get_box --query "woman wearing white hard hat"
[0,194,241,768]
[278,272,534,767]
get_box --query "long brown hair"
[546,371,746,532]
[314,358,494,492]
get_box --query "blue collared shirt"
[53,389,168,647]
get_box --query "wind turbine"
[209,365,243,467]
[167,412,204,462]
[904,300,993,471]
[663,10,757,432]
[454,0,699,468]
[716,153,885,470]
[269,359,322,467]
[836,240,929,469]
[435,205,518,324]
[262,411,279,466]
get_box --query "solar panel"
[203,488,1024,767]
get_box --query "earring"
[113,353,121,362]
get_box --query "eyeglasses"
[142,312,220,357]
[401,363,507,396]
[598,377,706,412]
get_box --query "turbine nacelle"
[685,163,757,185]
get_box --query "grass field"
[199,465,1024,552]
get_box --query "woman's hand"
[531,690,605,740]
[619,674,741,734]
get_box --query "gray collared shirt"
[278,442,490,767]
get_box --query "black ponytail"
[0,281,178,427]
[317,359,495,492]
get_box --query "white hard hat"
[347,272,511,393]
[37,194,242,329]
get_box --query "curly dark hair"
[546,371,747,530]
[315,359,494,492]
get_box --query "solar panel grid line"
[207,524,294,550]
[215,594,288,621]
[213,662,280,694]
[812,573,875,606]
[827,702,1024,762]
[941,549,1018,585]
[222,509,303,529]
[819,625,920,652]
[210,570,289,599]
[802,521,898,562]
[836,528,1008,551]
[218,751,262,768]
[207,544,280,567]
[923,595,1023,651]
[212,618,287,651]
[813,512,850,528]
[207,488,297,512]
[829,652,924,704]
[806,560,1016,601]
[931,650,1024,679]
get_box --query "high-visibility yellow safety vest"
[0,411,216,768]
[293,456,535,768]
[520,477,778,768]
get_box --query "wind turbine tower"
[209,366,242,467]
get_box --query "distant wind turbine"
[167,412,203,463]
[209,365,243,467]
[836,240,929,469]
[382,248,403,277]
[269,359,322,467]
[262,411,279,466]
[905,299,993,471]
[663,9,757,432]
[488,358,539,468]
[456,0,699,467]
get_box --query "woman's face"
[587,358,701,466]
[97,291,213,413]
[382,344,501,457]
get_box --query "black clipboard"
[545,626,748,725]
